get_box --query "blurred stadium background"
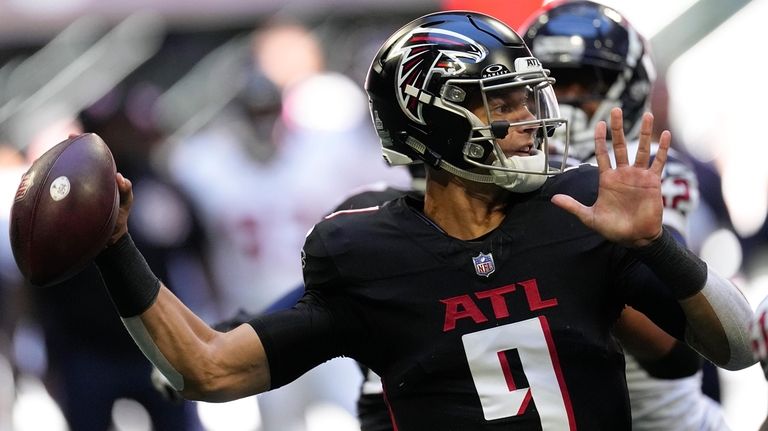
[0,0,766,430]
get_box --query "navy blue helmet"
[521,0,655,159]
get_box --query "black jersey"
[331,185,409,211]
[249,165,686,431]
[331,185,413,431]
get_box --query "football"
[10,133,119,287]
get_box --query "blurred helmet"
[365,11,566,193]
[521,0,656,160]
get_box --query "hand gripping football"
[10,133,119,287]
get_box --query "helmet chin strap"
[405,136,551,193]
[491,149,549,193]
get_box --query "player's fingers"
[116,173,133,206]
[610,108,629,167]
[106,173,133,246]
[551,194,593,228]
[116,172,131,191]
[650,130,671,176]
[594,121,611,173]
[634,113,653,168]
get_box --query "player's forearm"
[136,286,271,401]
[132,284,220,392]
[613,307,677,361]
[631,228,755,370]
[95,234,271,400]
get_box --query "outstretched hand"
[551,107,669,248]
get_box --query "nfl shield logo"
[472,252,495,277]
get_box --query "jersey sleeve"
[247,291,342,389]
[332,187,404,212]
[248,223,364,389]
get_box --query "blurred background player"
[164,20,410,431]
[521,1,727,430]
[200,161,426,431]
[25,78,213,431]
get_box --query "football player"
[521,1,728,429]
[93,11,754,430]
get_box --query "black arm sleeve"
[248,291,342,389]
[248,223,363,389]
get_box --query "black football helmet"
[365,11,567,192]
[521,0,655,160]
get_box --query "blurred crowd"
[0,11,414,431]
[0,1,766,430]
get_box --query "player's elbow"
[178,360,266,402]
[177,366,232,402]
[178,331,271,402]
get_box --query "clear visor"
[480,78,562,141]
[445,72,569,176]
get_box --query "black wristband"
[631,227,707,299]
[95,234,160,317]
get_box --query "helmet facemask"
[434,61,569,192]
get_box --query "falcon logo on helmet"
[388,28,487,125]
